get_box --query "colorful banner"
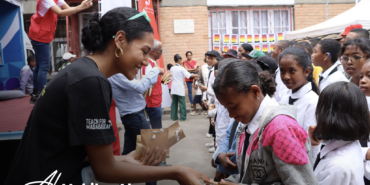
[223,34,231,43]
[138,0,163,68]
[213,33,221,43]
[232,45,238,51]
[223,45,230,52]
[278,32,284,41]
[247,35,253,43]
[239,35,246,43]
[270,43,275,51]
[213,45,220,51]
[269,33,275,42]
[261,34,268,43]
[231,34,238,44]
[262,44,269,52]
[254,44,261,51]
[254,35,260,43]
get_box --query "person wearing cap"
[58,52,77,71]
[256,56,278,75]
[223,49,238,59]
[241,50,265,61]
[238,43,253,58]
[341,24,363,41]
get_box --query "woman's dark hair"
[174,54,182,63]
[318,39,341,64]
[341,38,370,59]
[241,44,253,52]
[167,64,173,70]
[312,82,370,142]
[213,59,276,97]
[82,7,153,52]
[278,47,320,95]
[294,41,313,55]
[185,51,193,56]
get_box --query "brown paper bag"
[141,128,169,160]
[167,121,186,148]
[134,135,146,160]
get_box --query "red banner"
[138,0,164,68]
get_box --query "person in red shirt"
[29,0,92,104]
[183,51,199,107]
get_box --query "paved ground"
[99,110,216,185]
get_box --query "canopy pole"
[326,0,329,20]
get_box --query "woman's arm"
[50,0,92,17]
[86,144,209,184]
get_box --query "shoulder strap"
[229,120,239,150]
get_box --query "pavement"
[98,108,216,185]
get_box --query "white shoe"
[205,142,214,148]
[206,133,212,138]
[190,111,198,116]
[208,147,215,153]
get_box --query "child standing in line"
[341,38,370,86]
[214,60,317,185]
[310,82,370,185]
[312,39,348,91]
[166,64,173,94]
[190,76,203,116]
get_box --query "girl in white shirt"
[311,82,370,185]
[278,47,319,132]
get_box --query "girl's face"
[342,45,368,78]
[217,86,263,124]
[116,32,154,80]
[238,46,247,58]
[312,44,326,66]
[279,56,310,93]
[359,62,370,96]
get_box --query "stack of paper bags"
[134,121,186,161]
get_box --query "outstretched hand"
[122,147,166,166]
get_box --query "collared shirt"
[246,95,272,140]
[170,64,191,96]
[215,105,233,147]
[274,69,288,102]
[319,64,349,91]
[109,68,159,117]
[314,140,364,185]
[279,82,318,132]
[335,60,345,74]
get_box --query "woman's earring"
[257,96,260,100]
[115,48,123,58]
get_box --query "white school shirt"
[279,82,318,132]
[207,69,215,105]
[274,69,288,102]
[201,64,210,101]
[195,81,202,95]
[214,105,233,147]
[38,0,66,17]
[319,64,349,91]
[170,64,191,96]
[362,96,370,180]
[335,60,345,75]
[314,140,364,185]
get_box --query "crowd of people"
[6,3,370,185]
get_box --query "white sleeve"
[182,68,192,79]
[39,0,57,16]
[304,103,317,132]
[363,147,370,180]
[57,0,66,7]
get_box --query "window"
[210,8,292,48]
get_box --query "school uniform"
[319,64,349,91]
[170,64,192,120]
[192,81,202,105]
[314,140,364,185]
[362,96,370,183]
[274,69,288,102]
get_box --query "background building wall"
[294,3,355,30]
[159,6,209,69]
[160,0,207,7]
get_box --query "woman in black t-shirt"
[5,7,209,185]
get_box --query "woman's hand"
[174,166,211,185]
[80,0,93,9]
[121,147,166,166]
[309,125,322,146]
[218,152,237,171]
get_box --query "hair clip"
[112,10,151,39]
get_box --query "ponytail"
[259,71,277,97]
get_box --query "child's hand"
[220,179,238,185]
[217,152,237,171]
[309,125,322,146]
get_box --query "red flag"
[138,0,164,68]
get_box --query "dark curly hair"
[213,59,276,97]
[81,7,153,52]
[341,38,370,60]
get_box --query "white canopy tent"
[286,0,370,40]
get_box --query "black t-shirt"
[5,57,116,185]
